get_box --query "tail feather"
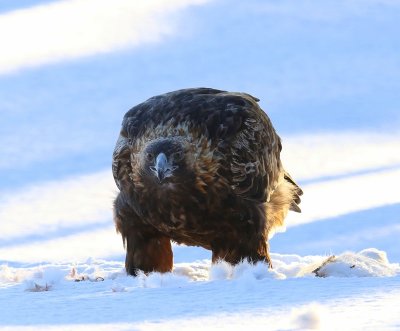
[284,171,303,213]
[290,202,302,213]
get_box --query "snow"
[1,0,400,330]
[1,251,400,330]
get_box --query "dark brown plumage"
[112,88,302,275]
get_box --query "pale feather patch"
[266,176,299,239]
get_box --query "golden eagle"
[112,88,302,275]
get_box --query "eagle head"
[140,137,188,184]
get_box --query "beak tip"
[152,152,176,182]
[157,170,165,182]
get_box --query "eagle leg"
[113,193,173,276]
[211,236,272,267]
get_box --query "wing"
[112,132,131,191]
[112,130,146,216]
[214,93,283,203]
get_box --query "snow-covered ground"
[1,0,400,330]
[1,250,400,330]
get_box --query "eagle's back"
[115,88,283,200]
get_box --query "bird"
[112,88,302,276]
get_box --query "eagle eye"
[146,153,154,162]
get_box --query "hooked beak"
[150,153,177,182]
